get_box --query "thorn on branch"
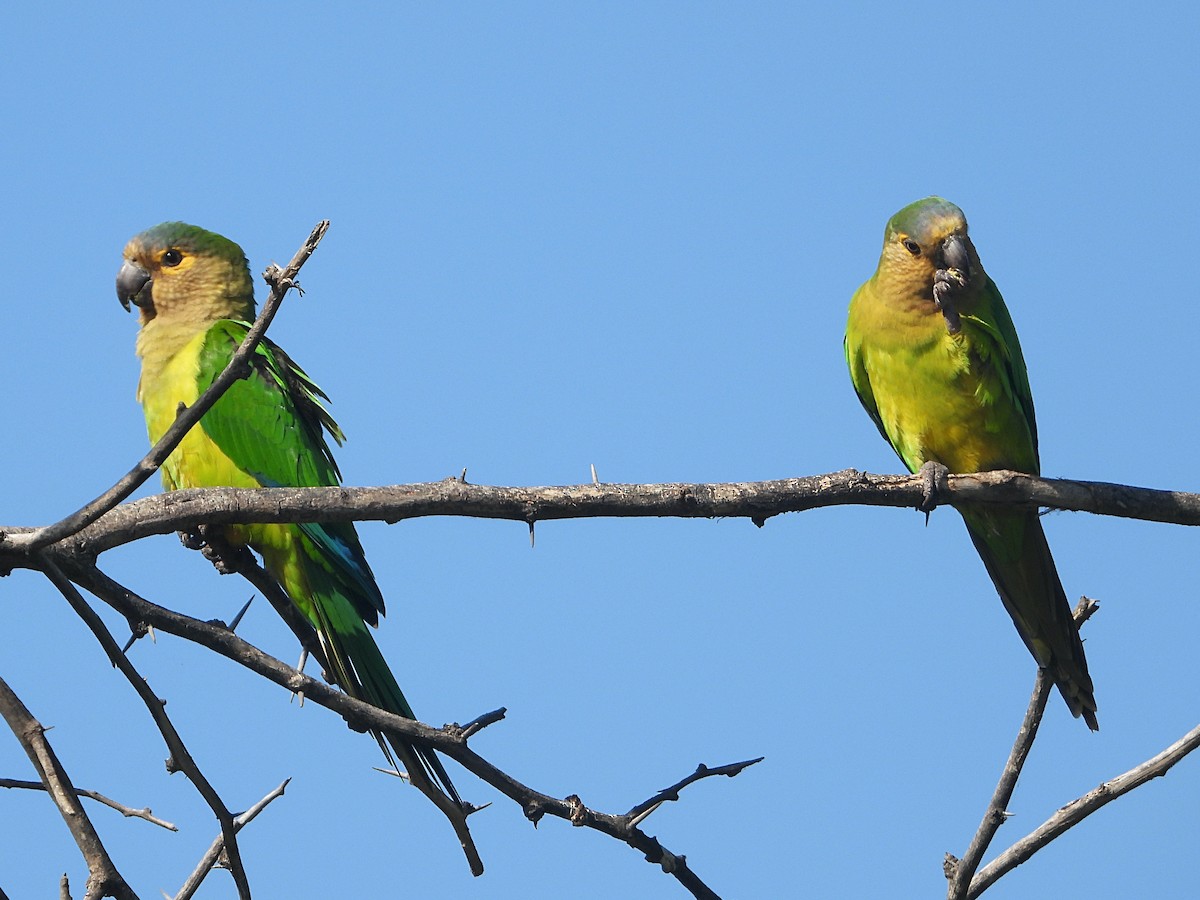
[120,620,151,654]
[228,597,254,632]
[523,799,547,827]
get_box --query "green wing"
[195,320,385,622]
[844,283,900,459]
[962,278,1040,467]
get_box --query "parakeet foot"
[188,524,256,575]
[918,460,950,516]
[932,270,964,335]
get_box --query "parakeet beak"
[940,234,971,285]
[116,260,152,312]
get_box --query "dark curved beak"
[116,260,152,312]
[940,233,971,284]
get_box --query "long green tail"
[292,547,483,874]
[313,602,461,799]
[961,507,1098,729]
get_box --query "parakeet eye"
[162,249,184,267]
[902,239,921,256]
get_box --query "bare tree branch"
[3,220,329,555]
[968,720,1200,897]
[2,469,1195,569]
[626,758,764,826]
[172,779,290,900]
[0,779,176,831]
[37,559,252,900]
[0,672,136,900]
[61,561,743,897]
[946,599,1100,898]
[3,462,1196,894]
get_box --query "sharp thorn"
[629,800,664,827]
[228,595,254,631]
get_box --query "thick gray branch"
[3,469,1197,565]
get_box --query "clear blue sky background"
[2,4,1197,898]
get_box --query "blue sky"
[2,3,1198,898]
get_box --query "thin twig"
[968,721,1200,897]
[626,758,764,826]
[945,673,1052,898]
[0,778,176,831]
[172,779,290,900]
[38,558,252,900]
[5,221,329,555]
[460,707,507,739]
[947,598,1100,898]
[0,674,136,900]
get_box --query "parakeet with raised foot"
[844,197,1098,729]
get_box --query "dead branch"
[62,560,745,898]
[0,673,136,900]
[172,779,290,900]
[946,599,1100,897]
[37,559,251,900]
[967,719,1200,897]
[0,779,176,831]
[3,469,1196,569]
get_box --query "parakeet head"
[876,197,980,296]
[117,222,255,326]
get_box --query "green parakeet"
[117,222,483,872]
[844,197,1098,729]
